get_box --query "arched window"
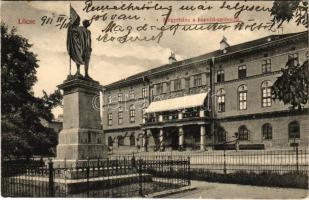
[129,105,135,123]
[130,134,135,146]
[238,125,249,141]
[262,123,272,140]
[238,85,247,110]
[108,136,113,146]
[289,121,300,139]
[217,127,226,142]
[117,135,124,146]
[261,81,272,107]
[217,89,226,112]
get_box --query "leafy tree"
[272,58,308,110]
[1,23,62,158]
[270,0,308,28]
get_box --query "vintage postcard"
[1,0,308,198]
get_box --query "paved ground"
[166,181,308,199]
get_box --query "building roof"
[104,31,308,89]
[145,92,208,113]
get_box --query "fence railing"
[1,156,190,197]
[109,149,309,174]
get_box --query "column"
[159,129,165,151]
[200,125,206,151]
[179,126,184,151]
[142,130,147,152]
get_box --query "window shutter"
[201,73,207,85]
[170,80,175,92]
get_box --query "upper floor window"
[288,121,300,139]
[238,65,247,79]
[156,83,163,94]
[217,88,226,112]
[108,113,113,126]
[262,59,271,73]
[238,125,249,141]
[108,95,112,104]
[142,87,147,98]
[238,85,247,110]
[288,53,299,66]
[193,74,202,87]
[262,123,272,140]
[118,107,123,125]
[129,105,135,123]
[217,69,225,83]
[129,90,135,100]
[261,81,272,107]
[118,93,123,102]
[166,82,171,92]
[141,103,147,117]
[174,79,181,91]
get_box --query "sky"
[1,1,306,117]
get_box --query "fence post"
[296,144,299,173]
[223,146,227,175]
[48,159,54,197]
[86,164,90,197]
[187,156,191,186]
[138,159,143,197]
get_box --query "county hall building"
[102,31,308,153]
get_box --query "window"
[142,88,147,98]
[238,85,247,110]
[166,82,171,92]
[156,83,163,94]
[118,93,123,102]
[262,59,271,73]
[217,127,226,142]
[217,88,226,112]
[238,126,249,140]
[217,69,225,83]
[108,136,113,146]
[130,134,135,146]
[238,65,247,79]
[193,74,202,87]
[174,79,181,91]
[129,90,135,100]
[261,81,272,107]
[141,103,146,118]
[129,105,135,123]
[88,132,92,143]
[117,136,124,146]
[288,121,300,139]
[108,95,112,104]
[262,123,272,140]
[118,107,123,125]
[108,113,113,126]
[288,53,299,66]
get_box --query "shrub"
[189,169,308,189]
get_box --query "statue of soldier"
[67,6,92,78]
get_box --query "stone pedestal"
[54,77,107,167]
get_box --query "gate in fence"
[1,156,190,197]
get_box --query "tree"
[1,23,62,158]
[272,58,308,110]
[270,0,308,28]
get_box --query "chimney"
[169,52,177,64]
[220,36,230,52]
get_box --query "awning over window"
[145,92,208,113]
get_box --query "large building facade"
[102,31,308,152]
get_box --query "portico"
[142,92,210,151]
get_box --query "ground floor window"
[238,125,249,140]
[108,136,113,146]
[118,135,124,146]
[262,123,272,140]
[130,134,135,146]
[289,121,300,139]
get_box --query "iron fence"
[1,156,190,197]
[110,149,309,174]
